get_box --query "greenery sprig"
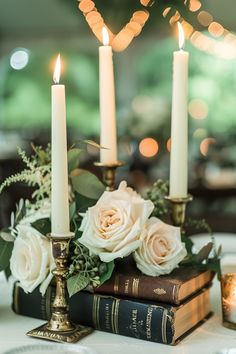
[147,180,222,279]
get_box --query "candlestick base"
[27,323,93,344]
[94,161,124,191]
[165,194,193,229]
[27,233,93,343]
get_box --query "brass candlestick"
[27,233,93,343]
[94,161,124,191]
[165,195,193,229]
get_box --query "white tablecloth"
[1,237,236,354]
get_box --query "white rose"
[79,181,154,262]
[134,217,187,276]
[10,224,54,295]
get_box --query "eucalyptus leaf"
[0,231,14,242]
[31,218,51,236]
[195,242,213,263]
[68,148,81,173]
[217,245,222,258]
[75,193,97,213]
[69,202,76,220]
[0,238,14,271]
[71,169,105,199]
[67,273,89,297]
[99,261,115,285]
[83,140,107,150]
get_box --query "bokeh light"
[200,138,216,156]
[139,138,159,158]
[166,138,171,153]
[188,99,208,120]
[193,128,208,139]
[189,0,202,12]
[197,11,213,27]
[208,22,224,38]
[10,49,29,70]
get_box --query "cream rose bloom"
[134,217,187,276]
[79,181,154,262]
[10,224,54,295]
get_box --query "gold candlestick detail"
[27,233,93,343]
[165,195,193,229]
[94,161,124,191]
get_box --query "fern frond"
[0,170,38,193]
[17,147,36,170]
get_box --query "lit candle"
[99,27,118,164]
[169,22,189,198]
[51,54,70,236]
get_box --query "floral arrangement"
[0,145,220,297]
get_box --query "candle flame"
[177,22,185,50]
[102,27,110,46]
[53,54,61,84]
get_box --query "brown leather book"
[95,261,214,305]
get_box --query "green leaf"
[99,261,115,285]
[68,148,81,174]
[4,265,11,280]
[0,231,14,242]
[0,238,14,271]
[195,242,213,263]
[71,169,105,199]
[67,273,89,297]
[69,202,76,220]
[83,140,107,150]
[31,218,51,236]
[181,234,194,254]
[75,193,97,213]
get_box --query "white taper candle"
[169,22,189,198]
[51,54,70,236]
[99,27,118,164]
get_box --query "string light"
[163,1,236,60]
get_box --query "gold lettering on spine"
[132,278,140,297]
[104,303,111,330]
[146,306,153,340]
[124,279,130,294]
[131,309,138,333]
[161,308,168,344]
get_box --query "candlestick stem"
[27,233,93,343]
[165,195,193,229]
[94,161,124,191]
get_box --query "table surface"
[1,242,236,354]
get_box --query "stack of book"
[12,262,214,345]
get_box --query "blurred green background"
[0,0,236,232]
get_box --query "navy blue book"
[12,282,212,345]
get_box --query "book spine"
[95,274,179,304]
[12,284,175,344]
